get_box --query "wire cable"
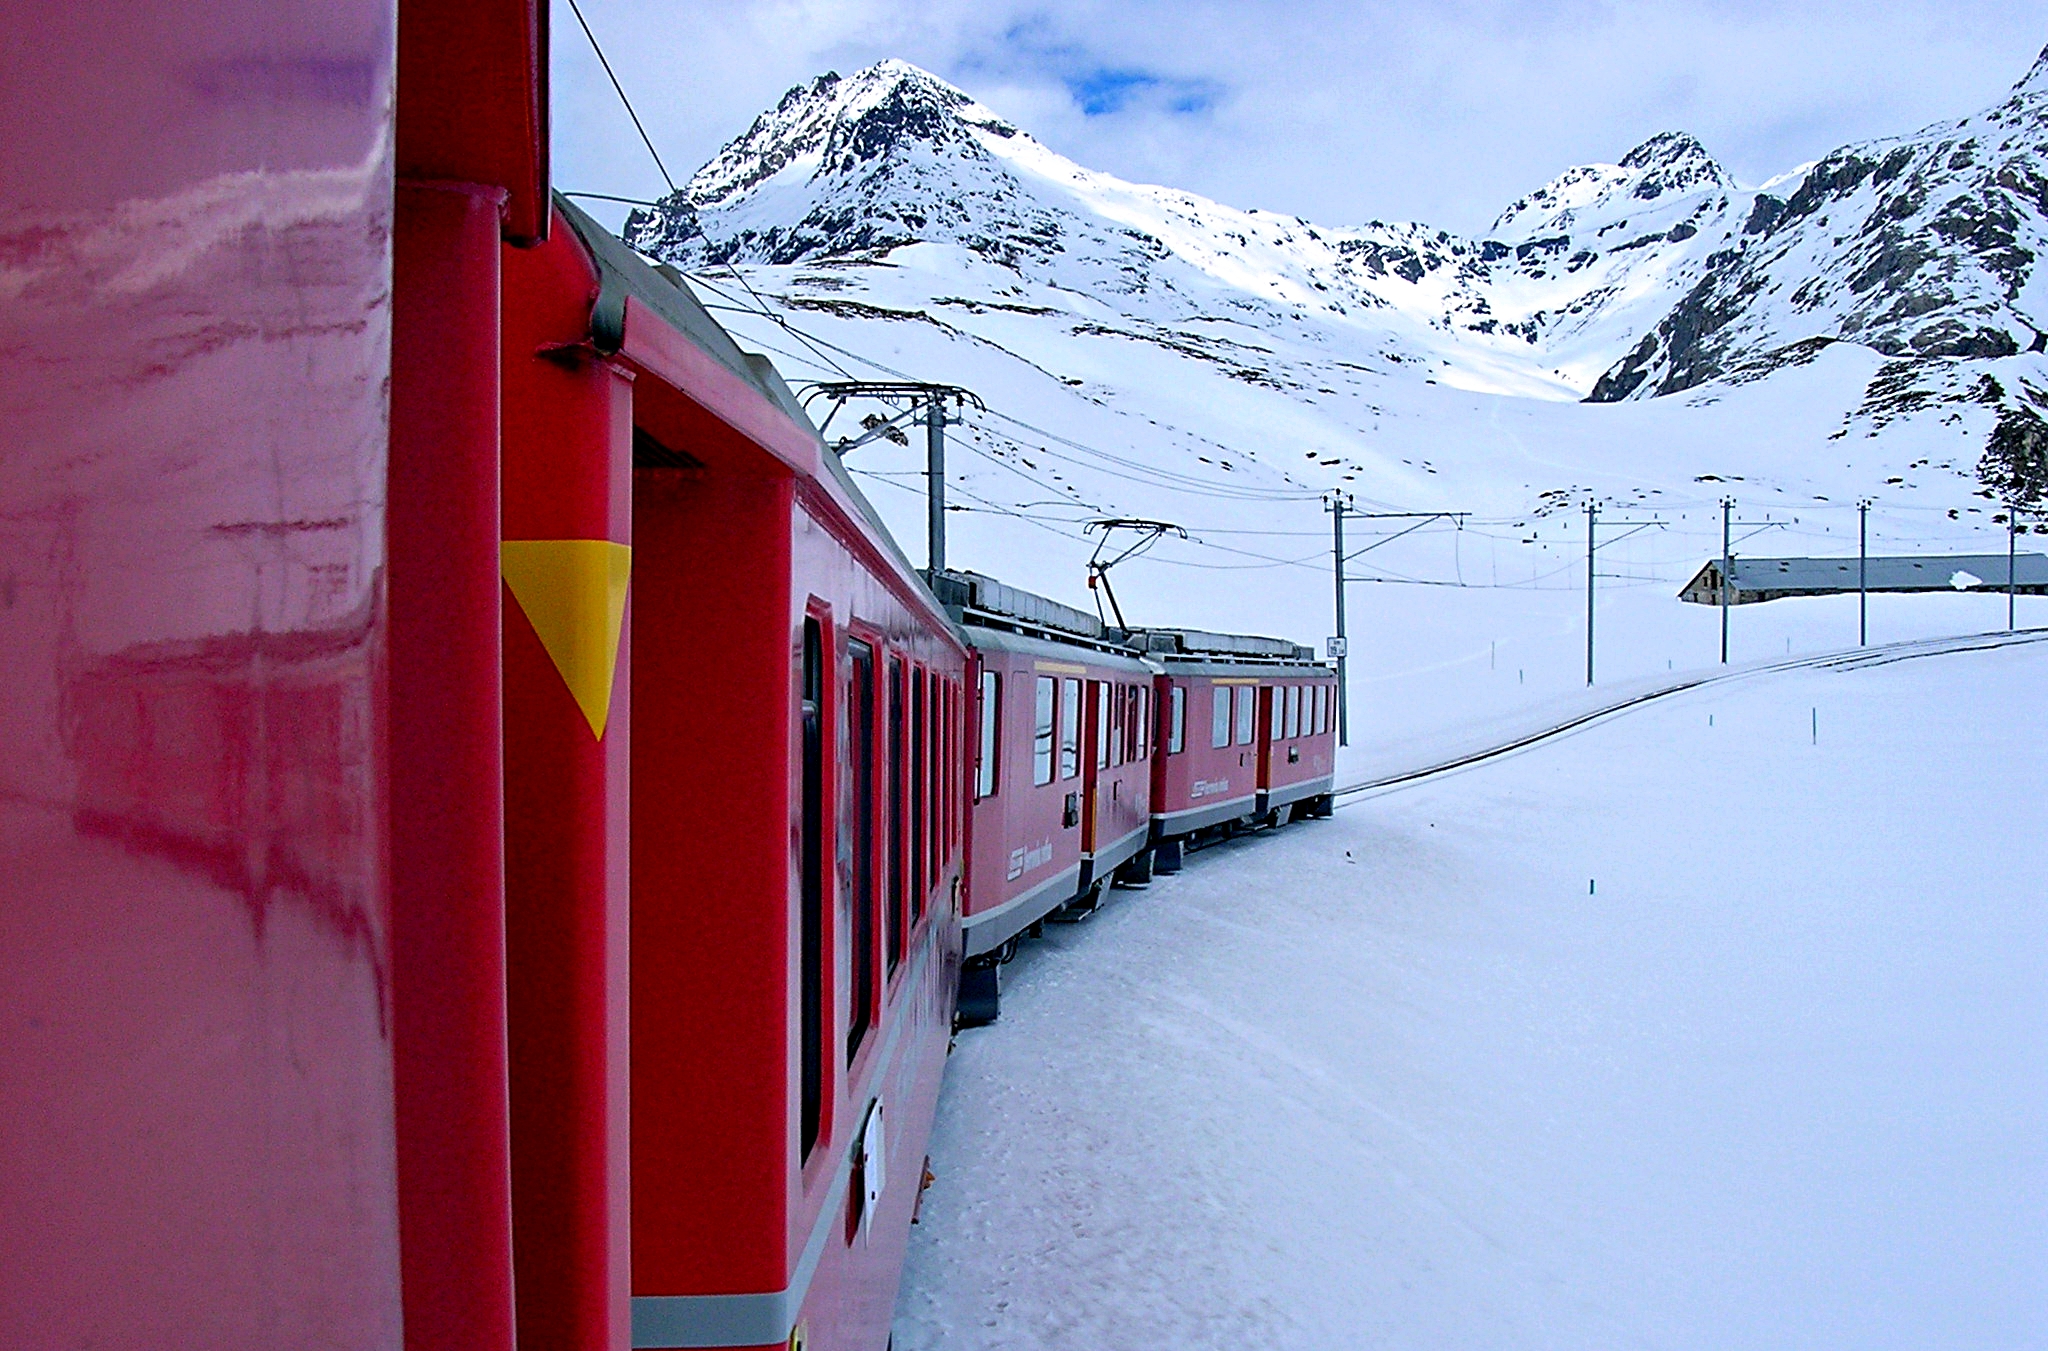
[564,0,677,195]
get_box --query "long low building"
[1679,553,2048,605]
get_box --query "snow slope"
[894,637,2048,1350]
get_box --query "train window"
[1235,685,1255,745]
[977,671,999,799]
[1033,675,1055,785]
[847,642,877,1061]
[1060,677,1081,779]
[1287,685,1301,739]
[1269,686,1284,739]
[1097,682,1113,770]
[884,658,904,981]
[1169,687,1186,754]
[911,669,926,943]
[1134,686,1148,758]
[800,617,825,1162]
[935,682,948,867]
[937,682,951,872]
[1316,684,1329,735]
[1211,685,1230,748]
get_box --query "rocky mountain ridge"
[624,50,2048,408]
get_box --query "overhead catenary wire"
[563,0,676,194]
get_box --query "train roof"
[931,569,1147,662]
[1116,627,1322,666]
[553,195,951,638]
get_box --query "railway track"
[1334,626,2048,802]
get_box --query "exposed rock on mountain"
[1590,47,2048,401]
[626,50,2048,416]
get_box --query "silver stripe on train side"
[1260,774,1335,812]
[632,935,937,1349]
[959,863,1084,957]
[1078,821,1150,888]
[1153,792,1257,836]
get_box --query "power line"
[563,0,676,194]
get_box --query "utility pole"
[1583,500,1662,685]
[1585,502,1597,686]
[1720,497,1734,664]
[1326,492,1351,746]
[800,380,986,581]
[1327,506,1470,737]
[926,399,948,577]
[2008,504,2018,633]
[1858,499,1870,646]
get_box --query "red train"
[938,574,1337,1022]
[0,5,1333,1351]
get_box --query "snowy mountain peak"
[1490,131,1731,240]
[1618,131,1732,193]
[624,59,1053,265]
[684,60,1018,208]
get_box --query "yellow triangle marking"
[501,539,633,740]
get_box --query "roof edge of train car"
[550,193,963,653]
[932,568,1154,667]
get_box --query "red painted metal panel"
[631,467,797,1298]
[388,179,517,1351]
[0,1,402,1346]
[626,314,963,1349]
[1263,675,1338,795]
[501,216,635,1351]
[398,0,550,243]
[1151,676,1260,823]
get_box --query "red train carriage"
[548,202,970,1351]
[936,572,1155,1023]
[2,3,964,1350]
[1125,630,1338,873]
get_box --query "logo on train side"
[1190,778,1231,799]
[1007,839,1054,880]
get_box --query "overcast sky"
[553,1,2048,235]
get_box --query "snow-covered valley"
[894,634,2048,1350]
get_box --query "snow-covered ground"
[894,635,2048,1350]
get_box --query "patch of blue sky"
[981,17,1221,118]
[1067,66,1222,116]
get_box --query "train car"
[1,3,964,1349]
[1124,629,1338,871]
[548,202,971,1351]
[936,571,1155,1022]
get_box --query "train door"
[1256,684,1276,794]
[1080,678,1103,854]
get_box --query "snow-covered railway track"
[1335,626,2048,802]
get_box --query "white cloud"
[552,0,2048,235]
